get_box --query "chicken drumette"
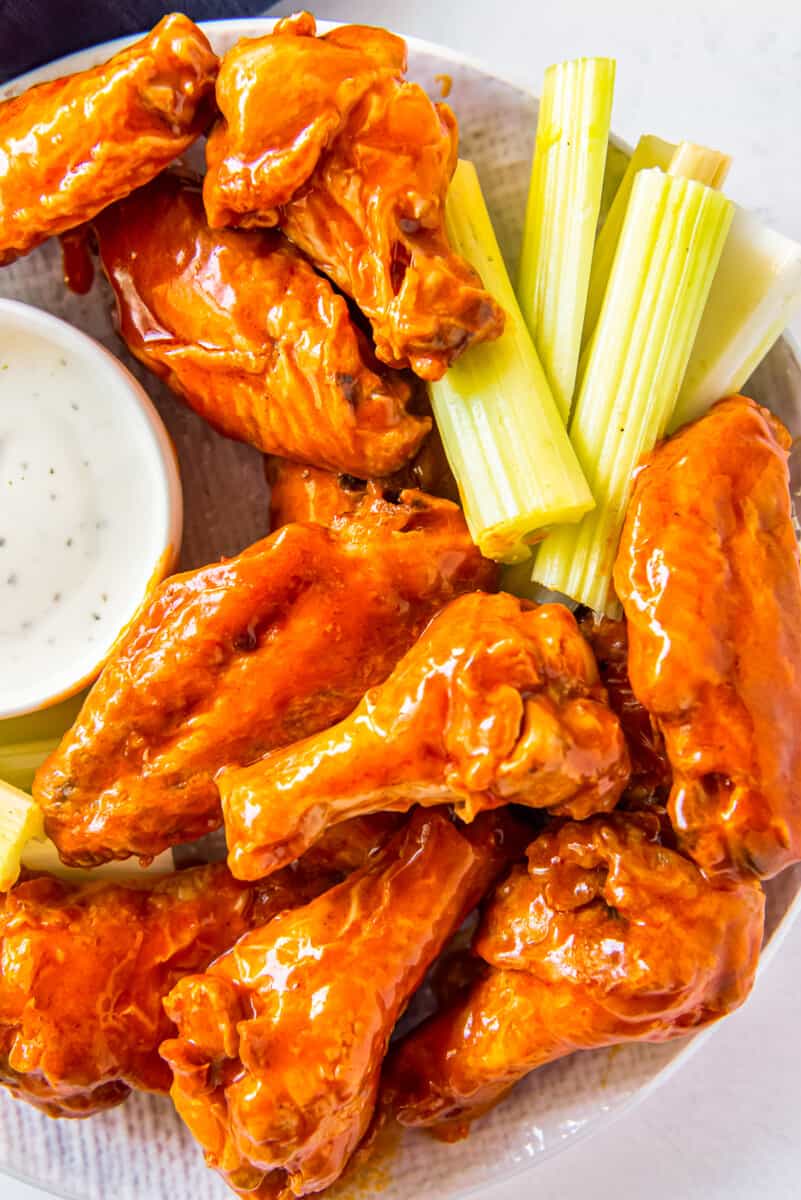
[34,490,494,866]
[614,396,801,879]
[203,12,505,380]
[161,809,525,1199]
[384,811,765,1137]
[93,170,429,477]
[221,591,630,881]
[0,15,217,266]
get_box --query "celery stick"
[582,135,677,353]
[582,137,730,354]
[534,170,734,615]
[518,57,616,420]
[0,779,44,891]
[671,208,801,429]
[431,161,594,564]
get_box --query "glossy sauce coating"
[0,818,395,1119]
[221,591,630,881]
[161,809,523,1198]
[93,170,429,477]
[59,227,95,295]
[578,612,671,798]
[384,811,764,1135]
[614,396,801,878]
[204,13,505,379]
[0,865,255,1117]
[34,489,494,866]
[0,14,217,265]
[266,423,459,529]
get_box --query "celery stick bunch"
[431,160,594,564]
[534,170,733,615]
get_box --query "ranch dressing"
[0,310,180,717]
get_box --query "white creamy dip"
[0,302,182,717]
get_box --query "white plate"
[1,18,800,1200]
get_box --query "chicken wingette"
[614,396,801,878]
[0,15,217,265]
[93,170,429,477]
[384,811,764,1137]
[203,12,505,380]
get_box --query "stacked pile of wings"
[2,12,801,1200]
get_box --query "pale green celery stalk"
[582,135,677,353]
[671,208,801,429]
[598,140,630,230]
[582,137,730,354]
[518,57,616,420]
[431,160,594,564]
[534,170,734,616]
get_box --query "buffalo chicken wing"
[93,170,429,477]
[384,812,764,1136]
[0,15,217,266]
[161,809,523,1198]
[34,490,493,866]
[614,396,801,878]
[221,592,630,881]
[203,13,505,379]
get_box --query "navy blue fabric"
[0,2,275,84]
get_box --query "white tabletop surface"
[7,3,801,1199]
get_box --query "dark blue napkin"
[1,2,275,83]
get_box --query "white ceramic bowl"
[0,299,182,718]
[0,18,799,1200]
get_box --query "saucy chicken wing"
[161,809,524,1198]
[0,14,216,266]
[0,816,396,1119]
[222,591,630,881]
[614,396,801,879]
[203,12,505,379]
[384,811,764,1136]
[34,490,494,866]
[93,170,428,477]
[267,425,459,529]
